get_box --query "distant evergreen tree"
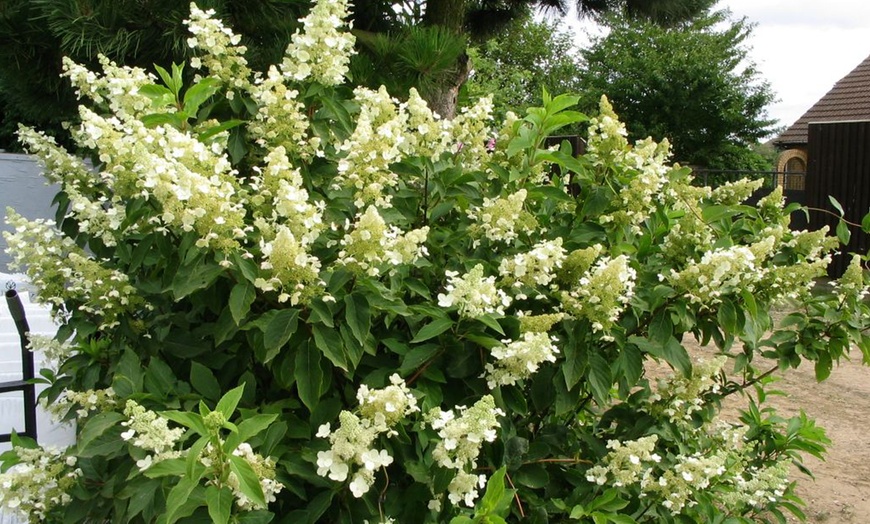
[0,0,713,150]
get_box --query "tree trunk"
[421,0,470,119]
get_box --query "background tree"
[0,0,714,151]
[0,0,308,151]
[463,16,583,123]
[577,8,778,169]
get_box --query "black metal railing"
[691,169,806,191]
[1,282,37,442]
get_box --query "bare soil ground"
[675,340,870,523]
[749,349,870,523]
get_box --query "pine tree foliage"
[0,0,307,151]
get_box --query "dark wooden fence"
[806,121,870,276]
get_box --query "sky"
[554,0,870,130]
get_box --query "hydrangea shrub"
[3,1,870,522]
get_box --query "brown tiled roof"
[775,53,870,147]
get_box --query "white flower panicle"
[17,126,126,246]
[425,396,503,507]
[121,400,185,470]
[585,435,661,487]
[710,178,764,205]
[45,388,117,421]
[498,237,567,291]
[600,137,672,231]
[467,189,537,246]
[281,0,356,86]
[255,225,324,305]
[561,254,636,333]
[316,375,418,498]
[335,87,408,208]
[73,106,246,251]
[641,450,729,513]
[27,335,73,375]
[834,255,869,304]
[248,66,318,158]
[666,246,760,306]
[484,332,560,389]
[585,96,629,163]
[357,374,420,428]
[404,88,453,160]
[437,264,512,318]
[336,206,429,276]
[0,446,82,523]
[258,146,325,245]
[647,356,726,425]
[450,96,495,171]
[3,212,145,329]
[184,3,252,90]
[62,55,154,120]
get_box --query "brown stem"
[804,206,862,228]
[504,472,525,518]
[523,457,593,466]
[721,364,779,397]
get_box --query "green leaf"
[216,384,246,419]
[77,412,124,454]
[398,344,441,374]
[648,310,673,345]
[829,195,845,216]
[815,351,833,382]
[226,413,279,450]
[836,219,851,245]
[164,477,199,524]
[344,293,372,345]
[205,486,233,524]
[411,317,453,343]
[139,84,176,107]
[717,298,740,334]
[198,119,245,142]
[479,466,506,514]
[144,357,177,399]
[514,464,549,489]
[630,336,692,376]
[142,457,186,478]
[476,314,506,336]
[190,361,221,402]
[313,323,348,371]
[588,352,612,403]
[237,511,275,524]
[229,454,266,508]
[229,281,256,325]
[170,259,225,300]
[263,309,300,363]
[295,342,325,411]
[162,410,209,436]
[183,77,220,115]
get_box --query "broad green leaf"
[170,260,225,300]
[183,77,220,115]
[77,412,124,454]
[229,281,256,325]
[225,413,280,451]
[216,384,246,419]
[717,298,740,335]
[229,454,266,508]
[588,352,612,403]
[815,351,832,382]
[144,357,177,399]
[648,310,673,345]
[836,219,851,245]
[138,84,176,106]
[77,426,126,458]
[411,317,453,343]
[344,293,371,345]
[313,323,348,371]
[829,195,845,215]
[476,314,506,336]
[479,466,506,514]
[142,457,186,478]
[205,486,233,524]
[190,361,221,401]
[162,410,209,436]
[164,477,199,524]
[514,464,549,489]
[263,309,300,362]
[295,342,325,411]
[398,344,441,374]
